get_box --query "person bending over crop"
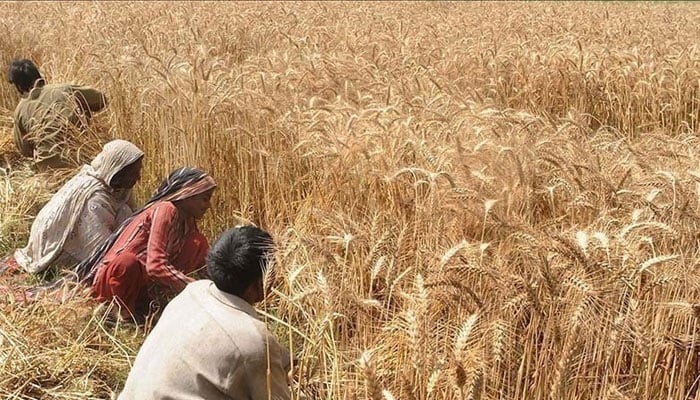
[75,167,216,321]
[1,139,143,276]
[118,225,291,400]
[7,59,108,170]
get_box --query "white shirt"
[14,139,142,274]
[59,191,130,265]
[119,280,291,400]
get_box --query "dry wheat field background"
[1,1,700,399]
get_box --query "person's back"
[118,226,291,400]
[8,59,107,170]
[118,280,290,400]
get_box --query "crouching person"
[75,167,216,321]
[3,139,143,276]
[118,225,291,400]
[8,59,108,170]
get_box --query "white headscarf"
[14,139,144,274]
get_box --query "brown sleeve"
[13,107,33,157]
[71,86,107,116]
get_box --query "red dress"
[91,201,208,317]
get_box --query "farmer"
[118,225,291,400]
[75,167,216,321]
[1,139,143,276]
[7,59,108,170]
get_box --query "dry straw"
[1,2,700,399]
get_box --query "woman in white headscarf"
[3,139,144,275]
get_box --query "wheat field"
[1,2,700,399]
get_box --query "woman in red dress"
[75,167,216,321]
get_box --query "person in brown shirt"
[7,59,107,170]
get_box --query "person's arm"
[245,338,292,400]
[111,188,135,222]
[145,202,194,291]
[115,203,133,225]
[67,193,119,262]
[13,110,33,157]
[173,230,209,278]
[72,86,107,116]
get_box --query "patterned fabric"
[93,202,207,291]
[90,211,209,318]
[13,140,144,274]
[75,167,216,282]
[59,191,134,265]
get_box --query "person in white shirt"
[118,225,291,400]
[3,139,143,275]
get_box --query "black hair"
[7,59,42,94]
[206,226,274,297]
[75,167,211,281]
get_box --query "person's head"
[207,225,275,304]
[173,188,214,219]
[110,157,143,190]
[148,167,217,220]
[7,59,42,94]
[90,139,144,190]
